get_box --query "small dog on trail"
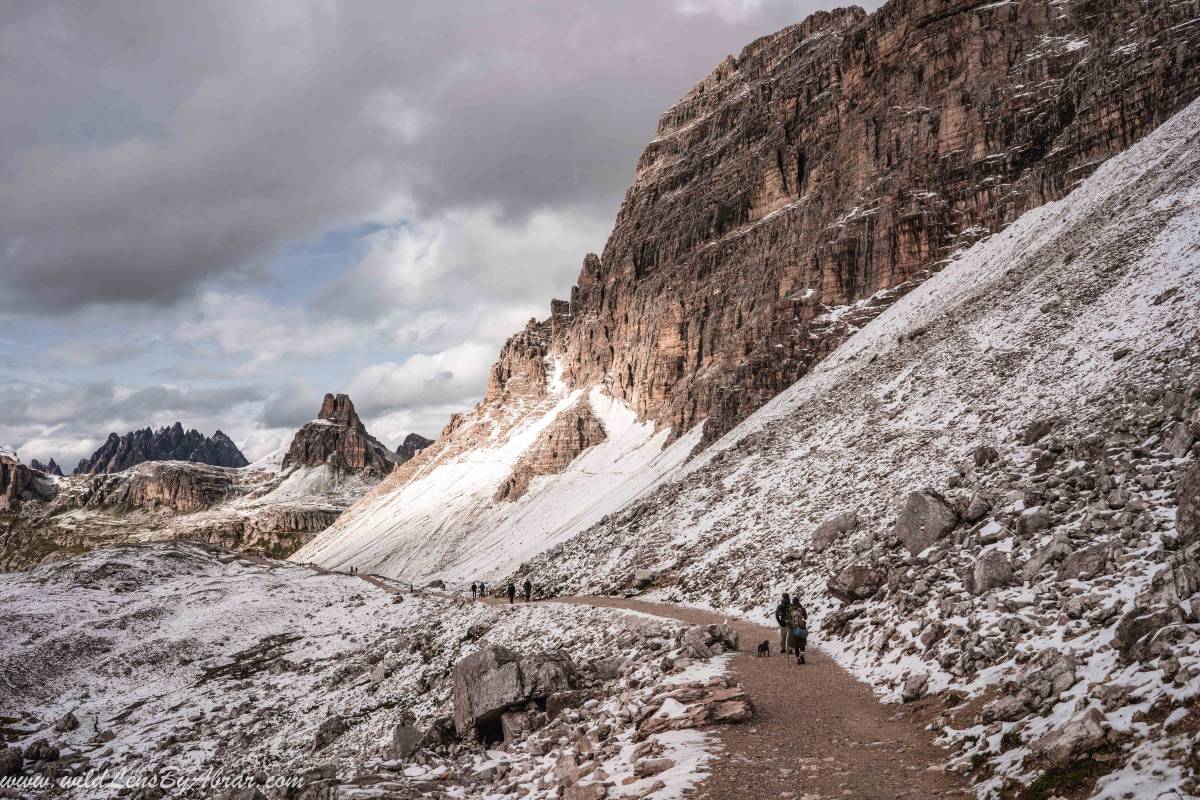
[756,640,770,657]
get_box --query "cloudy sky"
[0,0,860,468]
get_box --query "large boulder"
[1178,463,1199,545]
[1021,418,1057,446]
[1057,542,1110,581]
[1142,542,1200,605]
[54,711,79,732]
[894,491,958,555]
[1022,533,1072,581]
[387,724,423,761]
[828,563,884,602]
[452,646,575,740]
[312,715,346,751]
[1034,707,1106,768]
[0,746,21,777]
[1164,421,1196,458]
[964,549,1013,595]
[811,511,858,552]
[681,624,739,657]
[1114,605,1187,663]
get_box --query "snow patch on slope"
[296,387,700,584]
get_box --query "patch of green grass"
[945,692,964,707]
[1000,730,1022,753]
[1018,748,1121,800]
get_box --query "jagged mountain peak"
[29,458,64,477]
[73,424,249,475]
[317,392,364,429]
[396,432,434,463]
[282,393,397,474]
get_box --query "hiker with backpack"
[786,598,809,664]
[523,578,532,602]
[773,592,792,654]
[506,582,516,604]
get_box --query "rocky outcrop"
[73,423,248,474]
[963,549,1013,595]
[894,490,958,555]
[282,394,398,475]
[396,433,434,463]
[494,399,607,502]
[451,645,576,741]
[72,462,239,514]
[828,563,884,603]
[811,511,858,552]
[1178,462,1199,545]
[473,0,1199,450]
[1,450,53,511]
[29,459,63,477]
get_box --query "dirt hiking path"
[482,593,970,800]
[279,561,969,800]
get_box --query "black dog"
[756,640,770,657]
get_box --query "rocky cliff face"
[298,0,1200,583]
[73,423,248,474]
[67,462,239,514]
[484,0,1199,447]
[1,450,54,512]
[494,398,607,502]
[396,433,434,463]
[283,394,399,475]
[514,98,1200,798]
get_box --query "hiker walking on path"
[773,592,792,654]
[523,578,532,602]
[786,597,809,664]
[506,582,516,604]
[471,581,477,600]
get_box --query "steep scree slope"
[520,96,1200,798]
[298,0,1200,585]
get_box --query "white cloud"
[345,341,495,417]
[321,207,608,320]
[178,293,359,376]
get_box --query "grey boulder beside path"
[451,645,576,740]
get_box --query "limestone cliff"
[283,394,399,475]
[297,0,1200,582]
[493,0,1200,447]
[494,399,607,502]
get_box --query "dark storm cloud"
[0,0,837,313]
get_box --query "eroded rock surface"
[283,393,399,475]
[476,0,1199,450]
[495,398,607,502]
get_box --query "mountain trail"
[294,563,971,798]
[483,592,970,800]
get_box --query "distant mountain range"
[73,422,249,474]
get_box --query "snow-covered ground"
[295,387,700,585]
[0,542,733,799]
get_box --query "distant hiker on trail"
[786,598,809,664]
[479,581,486,597]
[523,578,532,602]
[471,582,478,600]
[507,582,516,604]
[774,592,792,653]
